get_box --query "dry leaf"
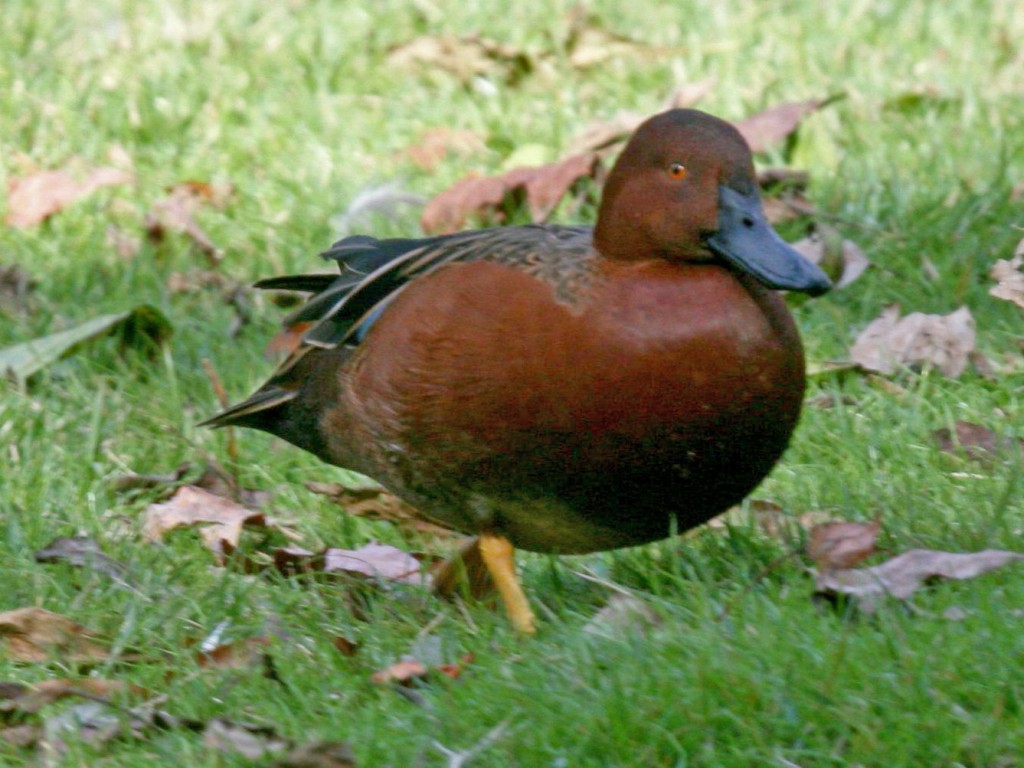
[734,98,835,154]
[144,182,227,263]
[141,485,267,556]
[34,536,129,583]
[807,518,881,571]
[0,264,37,315]
[0,607,110,663]
[203,718,289,760]
[815,549,1024,612]
[790,223,870,288]
[0,679,147,714]
[371,658,429,685]
[332,636,360,657]
[932,421,1024,461]
[563,6,674,69]
[387,34,534,85]
[421,152,602,234]
[272,542,429,586]
[989,240,1024,309]
[272,740,357,768]
[306,482,457,540]
[5,166,132,228]
[849,305,976,378]
[323,543,428,586]
[406,128,488,172]
[196,636,272,670]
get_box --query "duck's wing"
[200,225,595,428]
[274,225,595,349]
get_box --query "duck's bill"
[706,186,832,296]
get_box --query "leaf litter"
[0,607,114,664]
[849,304,976,377]
[989,238,1024,309]
[5,166,133,228]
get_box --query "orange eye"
[668,162,687,180]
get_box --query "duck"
[202,108,831,633]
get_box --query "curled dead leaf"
[0,607,111,663]
[989,239,1024,309]
[141,485,275,558]
[932,421,1024,461]
[323,543,428,586]
[387,34,535,85]
[0,679,148,714]
[421,152,602,234]
[734,97,840,154]
[34,536,130,583]
[849,305,976,378]
[815,548,1024,613]
[371,659,428,685]
[145,182,229,264]
[807,517,881,571]
[5,166,132,228]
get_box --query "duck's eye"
[668,162,687,180]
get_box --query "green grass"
[2,0,1024,764]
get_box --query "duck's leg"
[477,532,536,634]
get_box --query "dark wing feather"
[261,225,596,351]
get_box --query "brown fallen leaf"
[0,607,111,663]
[421,152,602,234]
[271,542,430,587]
[406,128,488,172]
[371,658,429,685]
[0,264,37,315]
[196,636,272,670]
[989,239,1024,309]
[145,182,229,264]
[734,97,839,154]
[323,543,428,586]
[34,536,130,583]
[563,5,677,69]
[332,636,360,657]
[387,34,535,85]
[272,740,357,768]
[141,485,268,557]
[815,549,1024,613]
[790,223,870,288]
[203,717,289,760]
[0,679,147,714]
[932,421,1024,461]
[807,517,882,571]
[306,482,457,541]
[0,724,41,747]
[5,166,132,228]
[849,305,976,378]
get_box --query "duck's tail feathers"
[198,386,299,429]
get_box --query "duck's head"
[593,108,831,297]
